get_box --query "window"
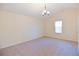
[55,21,62,33]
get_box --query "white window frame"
[55,20,62,33]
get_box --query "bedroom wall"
[44,8,77,42]
[78,4,79,53]
[0,10,44,49]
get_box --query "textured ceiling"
[0,3,77,19]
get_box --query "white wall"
[0,10,44,49]
[44,8,77,42]
[78,4,79,54]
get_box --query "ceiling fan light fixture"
[42,10,50,16]
[47,11,50,15]
[42,0,50,16]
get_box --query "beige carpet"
[0,38,78,56]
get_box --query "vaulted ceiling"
[0,3,77,19]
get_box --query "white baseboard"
[0,35,43,49]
